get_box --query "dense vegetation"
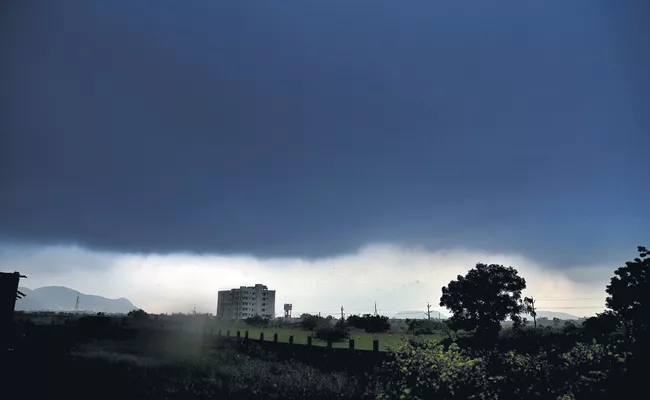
[370,245,649,399]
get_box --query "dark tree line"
[438,245,650,355]
[346,314,390,333]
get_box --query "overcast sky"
[1,1,648,316]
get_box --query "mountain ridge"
[16,285,137,314]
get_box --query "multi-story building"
[216,284,275,320]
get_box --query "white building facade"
[216,284,276,319]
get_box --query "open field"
[216,325,443,351]
[14,312,443,351]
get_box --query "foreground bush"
[370,339,625,400]
[371,341,491,399]
[13,340,363,400]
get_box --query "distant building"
[216,284,275,319]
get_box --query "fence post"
[349,338,355,350]
[273,333,278,343]
[326,339,332,348]
[307,336,312,347]
[236,330,241,339]
[260,332,264,341]
[289,335,294,344]
[245,330,249,339]
[226,329,230,338]
[373,339,379,352]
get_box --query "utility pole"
[75,292,80,312]
[340,306,344,320]
[426,302,431,320]
[374,302,378,316]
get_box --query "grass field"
[15,312,443,351]
[215,325,442,351]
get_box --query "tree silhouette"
[582,311,619,343]
[300,314,325,330]
[127,309,149,320]
[523,297,537,328]
[606,245,649,348]
[345,314,390,332]
[440,263,527,339]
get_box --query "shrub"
[300,314,327,331]
[127,309,149,320]
[406,319,448,336]
[346,314,391,333]
[244,315,270,328]
[315,326,349,342]
[371,340,492,399]
[372,339,624,400]
[315,319,350,342]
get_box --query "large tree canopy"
[440,263,527,338]
[606,246,649,347]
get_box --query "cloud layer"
[1,244,614,317]
[2,1,648,266]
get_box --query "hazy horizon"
[3,243,614,318]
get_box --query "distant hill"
[536,310,582,320]
[15,286,137,314]
[392,310,448,320]
[390,310,580,321]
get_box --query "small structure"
[0,272,26,347]
[284,303,292,318]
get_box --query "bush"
[127,309,149,320]
[244,315,270,328]
[315,319,350,342]
[406,319,448,335]
[346,314,391,333]
[315,326,349,342]
[371,341,492,399]
[300,314,327,331]
[371,339,625,400]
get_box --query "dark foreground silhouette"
[2,320,648,400]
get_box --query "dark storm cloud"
[1,1,648,265]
